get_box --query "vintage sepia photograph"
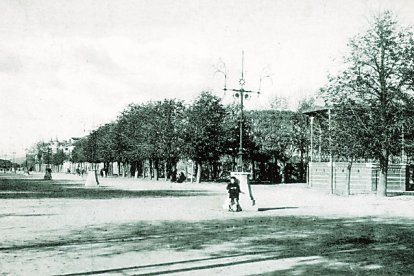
[1,0,414,275]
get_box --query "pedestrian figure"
[171,169,177,182]
[226,176,242,212]
[177,172,186,183]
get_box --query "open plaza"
[2,1,414,275]
[1,172,414,275]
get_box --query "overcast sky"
[1,0,413,157]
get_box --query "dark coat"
[226,182,241,199]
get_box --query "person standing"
[226,176,242,212]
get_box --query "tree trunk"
[94,169,100,185]
[300,148,305,182]
[377,168,387,196]
[252,160,256,180]
[149,159,153,180]
[377,152,388,196]
[164,160,168,181]
[171,161,177,182]
[213,161,216,180]
[196,161,202,183]
[277,160,286,183]
[346,160,353,196]
[154,159,159,181]
[207,161,211,180]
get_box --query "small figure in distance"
[171,169,177,182]
[226,176,242,212]
[177,172,186,183]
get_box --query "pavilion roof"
[301,106,332,116]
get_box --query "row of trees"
[30,11,414,196]
[71,92,312,183]
[0,159,14,170]
[27,141,68,172]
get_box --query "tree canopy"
[321,11,414,195]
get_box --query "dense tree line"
[69,91,312,183]
[27,11,414,194]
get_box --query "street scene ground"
[2,173,414,275]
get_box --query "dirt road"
[1,173,414,275]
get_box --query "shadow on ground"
[0,177,213,199]
[3,176,414,275]
[3,214,414,275]
[92,217,414,275]
[258,207,299,212]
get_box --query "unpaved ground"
[1,172,414,275]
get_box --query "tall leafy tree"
[114,100,186,179]
[94,123,117,174]
[111,119,130,167]
[329,104,372,194]
[151,99,186,180]
[321,11,414,196]
[138,102,165,179]
[183,91,226,183]
[250,110,297,182]
[84,129,100,168]
[115,104,147,175]
[52,149,66,171]
[71,138,87,164]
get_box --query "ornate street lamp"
[44,146,52,180]
[216,52,270,208]
[25,148,29,174]
[221,51,261,172]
